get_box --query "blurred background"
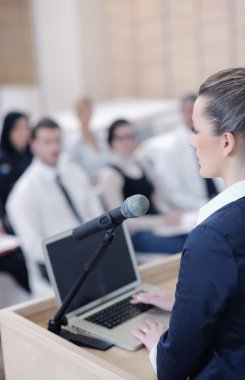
[0,0,245,133]
[0,0,245,371]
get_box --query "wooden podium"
[0,255,180,380]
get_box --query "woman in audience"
[66,97,109,184]
[0,111,32,298]
[99,119,188,254]
[132,67,245,379]
[0,111,33,222]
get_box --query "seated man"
[6,118,104,297]
[137,94,224,211]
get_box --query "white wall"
[31,0,83,113]
[78,0,109,101]
[30,0,109,114]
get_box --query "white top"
[138,125,224,211]
[197,180,245,225]
[7,157,103,263]
[6,157,103,296]
[149,179,245,372]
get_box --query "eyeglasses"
[113,134,136,141]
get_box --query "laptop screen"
[42,224,140,316]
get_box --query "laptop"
[42,223,170,351]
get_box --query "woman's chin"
[199,168,208,178]
[200,169,215,179]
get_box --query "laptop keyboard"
[85,295,153,329]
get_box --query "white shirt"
[197,180,245,225]
[149,179,245,372]
[6,157,103,296]
[7,157,103,263]
[138,125,224,211]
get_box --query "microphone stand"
[48,226,118,349]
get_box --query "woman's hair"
[107,119,130,146]
[198,67,245,138]
[0,111,28,152]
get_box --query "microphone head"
[121,194,150,218]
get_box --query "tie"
[204,178,219,199]
[55,174,83,223]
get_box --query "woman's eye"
[191,127,198,135]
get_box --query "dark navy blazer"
[157,197,245,380]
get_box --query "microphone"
[72,194,149,240]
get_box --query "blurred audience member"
[140,94,223,211]
[99,119,188,254]
[0,112,33,225]
[66,97,109,184]
[7,118,103,296]
[0,227,31,306]
[0,112,32,303]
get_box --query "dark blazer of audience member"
[0,112,33,217]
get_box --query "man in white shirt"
[138,94,223,211]
[6,118,103,296]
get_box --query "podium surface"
[0,255,180,380]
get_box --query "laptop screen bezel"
[42,223,141,319]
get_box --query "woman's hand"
[132,320,166,351]
[130,288,174,312]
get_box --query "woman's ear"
[223,132,236,157]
